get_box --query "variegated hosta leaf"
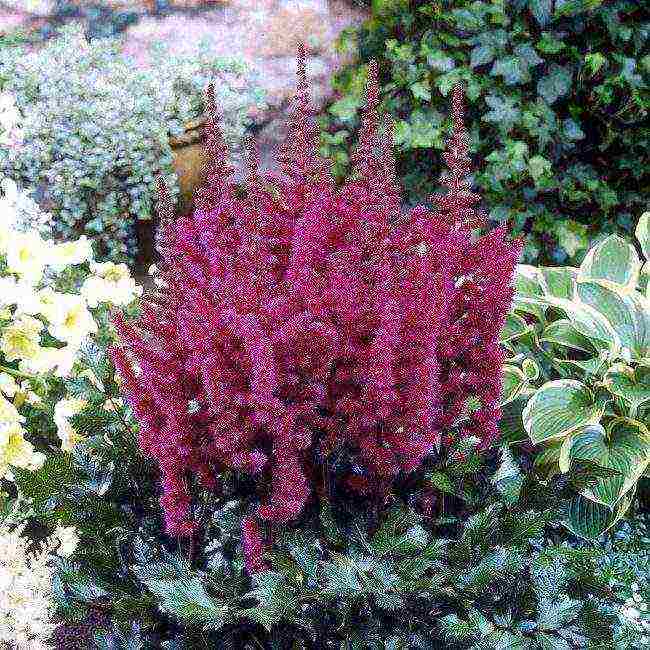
[541,294,619,352]
[540,266,577,300]
[540,319,596,353]
[522,358,540,381]
[605,366,650,413]
[564,489,634,540]
[513,264,547,321]
[500,312,531,343]
[564,419,649,509]
[578,234,641,289]
[523,380,605,445]
[636,211,649,261]
[576,280,650,358]
[501,365,529,406]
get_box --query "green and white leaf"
[501,365,529,406]
[636,211,649,261]
[501,312,532,343]
[566,419,649,508]
[578,234,641,289]
[540,267,577,300]
[540,320,595,353]
[564,490,634,540]
[523,380,605,445]
[576,280,650,358]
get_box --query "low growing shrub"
[110,51,521,562]
[321,0,650,264]
[501,211,650,538]
[0,24,265,263]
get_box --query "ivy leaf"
[537,65,573,104]
[470,44,496,68]
[491,56,529,85]
[483,94,521,132]
[562,118,585,141]
[529,0,553,27]
[529,155,552,182]
[410,81,431,101]
[554,220,589,258]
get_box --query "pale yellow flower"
[54,398,87,452]
[5,231,49,284]
[52,526,79,558]
[0,422,44,479]
[0,314,43,362]
[0,373,18,398]
[54,419,86,453]
[0,393,24,425]
[18,344,79,378]
[47,294,97,344]
[0,276,21,307]
[81,261,143,307]
[48,236,93,269]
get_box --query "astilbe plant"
[110,48,522,574]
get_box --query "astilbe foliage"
[110,49,522,574]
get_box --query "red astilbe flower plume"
[109,52,521,573]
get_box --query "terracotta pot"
[169,117,207,216]
[135,119,206,269]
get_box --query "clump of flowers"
[0,522,57,649]
[0,176,142,480]
[111,51,521,571]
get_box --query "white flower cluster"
[0,517,79,649]
[620,582,650,645]
[0,523,55,649]
[0,176,142,479]
[0,93,23,150]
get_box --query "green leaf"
[554,220,589,258]
[606,368,650,412]
[567,420,649,508]
[530,0,553,26]
[540,320,595,353]
[470,44,495,68]
[523,380,605,444]
[243,571,298,631]
[540,267,577,301]
[578,235,641,289]
[564,490,633,540]
[136,557,228,628]
[537,65,573,104]
[636,211,650,261]
[501,365,529,406]
[576,281,650,358]
[501,312,531,342]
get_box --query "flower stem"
[0,365,34,380]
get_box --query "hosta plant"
[110,51,522,572]
[502,212,650,539]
